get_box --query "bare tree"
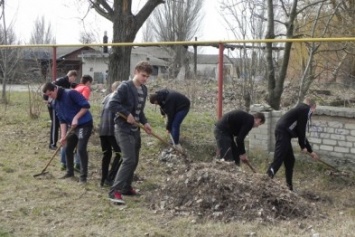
[146,0,204,78]
[220,0,269,110]
[27,16,55,82]
[79,31,96,44]
[0,1,20,104]
[29,16,55,44]
[88,0,165,87]
[142,19,155,43]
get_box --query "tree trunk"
[265,0,277,109]
[266,0,298,110]
[92,0,164,89]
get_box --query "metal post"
[194,37,197,77]
[217,43,224,120]
[52,46,57,81]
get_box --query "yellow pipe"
[2,37,355,48]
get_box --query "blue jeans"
[170,109,189,145]
[60,146,80,166]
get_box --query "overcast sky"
[7,0,231,54]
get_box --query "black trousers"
[214,126,241,165]
[268,130,295,190]
[65,123,93,180]
[48,106,59,147]
[100,135,122,184]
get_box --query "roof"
[21,46,99,60]
[194,54,233,64]
[132,46,174,60]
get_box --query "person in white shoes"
[149,89,190,151]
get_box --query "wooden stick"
[317,158,340,172]
[244,160,257,173]
[117,112,187,156]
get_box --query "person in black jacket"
[266,98,319,191]
[149,89,190,150]
[44,70,78,151]
[214,110,265,166]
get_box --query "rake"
[33,127,74,177]
[33,145,62,177]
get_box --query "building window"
[90,67,93,72]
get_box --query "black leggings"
[100,135,121,183]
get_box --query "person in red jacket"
[75,75,93,100]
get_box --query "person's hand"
[144,123,152,134]
[59,137,67,146]
[239,154,248,163]
[310,152,319,160]
[126,114,136,124]
[71,117,78,127]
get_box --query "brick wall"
[248,105,355,170]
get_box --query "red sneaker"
[122,188,138,196]
[109,191,125,204]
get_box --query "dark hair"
[81,75,93,84]
[149,93,158,104]
[42,82,56,93]
[135,61,153,75]
[253,112,265,124]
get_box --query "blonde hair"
[67,70,78,77]
[111,81,120,92]
[304,97,316,107]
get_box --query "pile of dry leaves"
[146,158,321,223]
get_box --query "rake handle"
[244,160,257,173]
[33,126,75,177]
[318,158,340,172]
[117,112,187,156]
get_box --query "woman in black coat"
[149,89,190,150]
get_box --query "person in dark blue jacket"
[43,70,77,151]
[42,82,93,183]
[149,89,190,151]
[266,98,319,191]
[214,110,265,166]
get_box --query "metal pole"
[52,46,57,81]
[194,37,197,77]
[217,43,224,120]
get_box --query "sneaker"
[122,188,138,196]
[100,179,113,187]
[61,164,67,171]
[173,144,183,152]
[109,191,125,204]
[60,173,74,179]
[74,164,81,172]
[49,145,57,150]
[267,168,274,179]
[79,177,87,184]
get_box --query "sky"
[7,0,232,54]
